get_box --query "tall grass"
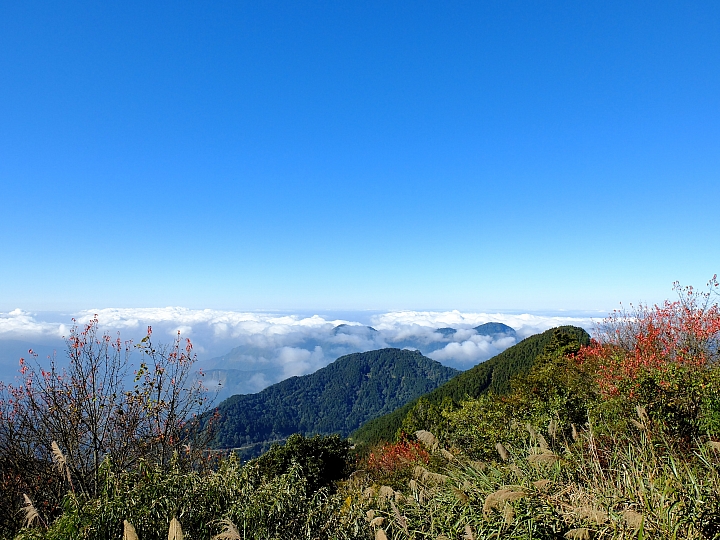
[346,426,720,539]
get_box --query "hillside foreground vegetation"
[2,278,720,539]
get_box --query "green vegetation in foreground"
[210,348,459,457]
[7,282,720,539]
[350,325,590,449]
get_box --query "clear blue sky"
[1,1,718,312]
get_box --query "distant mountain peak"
[473,322,517,337]
[210,348,459,458]
[333,324,378,335]
[434,327,457,337]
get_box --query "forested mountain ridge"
[350,325,590,447]
[210,348,459,454]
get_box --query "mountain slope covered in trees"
[350,325,590,447]
[211,348,459,455]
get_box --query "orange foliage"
[576,277,720,397]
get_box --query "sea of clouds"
[0,307,602,399]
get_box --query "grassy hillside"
[211,348,459,454]
[350,325,590,447]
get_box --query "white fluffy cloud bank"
[0,307,600,397]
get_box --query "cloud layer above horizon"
[0,307,600,396]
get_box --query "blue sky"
[1,1,719,312]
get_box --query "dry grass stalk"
[496,442,509,461]
[212,518,241,540]
[571,424,578,441]
[414,465,428,479]
[124,520,139,540]
[409,479,418,491]
[635,405,649,425]
[375,529,388,540]
[526,423,537,438]
[622,509,643,530]
[564,528,590,540]
[366,510,375,522]
[22,494,42,528]
[168,517,183,540]
[483,488,526,514]
[469,460,486,471]
[462,524,475,540]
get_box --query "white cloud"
[428,334,518,365]
[0,309,67,339]
[276,346,325,378]
[371,310,597,339]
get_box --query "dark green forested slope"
[350,326,590,447]
[211,349,459,453]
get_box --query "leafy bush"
[251,433,352,493]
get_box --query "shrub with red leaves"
[363,436,430,487]
[574,277,720,441]
[576,277,720,398]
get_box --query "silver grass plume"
[22,494,42,528]
[548,418,558,440]
[496,442,509,461]
[564,529,590,540]
[537,433,549,451]
[168,517,183,540]
[483,487,526,515]
[635,405,649,425]
[414,430,439,451]
[378,485,395,499]
[124,520,139,540]
[390,500,408,534]
[212,518,240,540]
[574,506,608,525]
[440,448,455,461]
[622,510,643,530]
[51,441,74,491]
